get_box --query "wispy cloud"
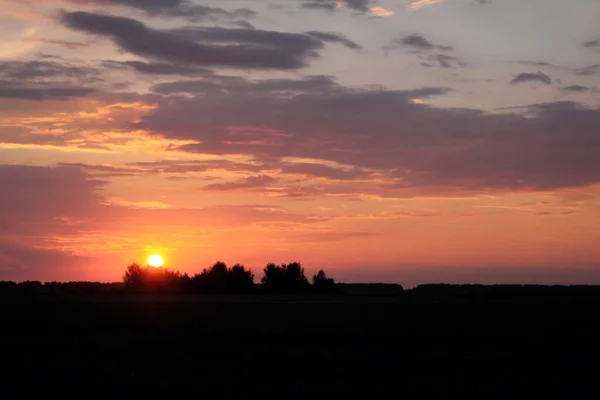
[510,71,552,85]
[370,7,394,17]
[407,0,445,11]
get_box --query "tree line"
[0,262,337,296]
[123,261,336,294]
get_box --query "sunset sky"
[1,0,599,286]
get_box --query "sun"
[148,254,164,268]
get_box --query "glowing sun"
[148,254,164,268]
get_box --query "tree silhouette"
[123,263,183,293]
[191,262,254,294]
[228,264,255,294]
[261,262,310,294]
[118,261,337,295]
[312,270,337,294]
[123,263,144,291]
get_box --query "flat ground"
[1,295,598,398]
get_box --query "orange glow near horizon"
[1,0,600,287]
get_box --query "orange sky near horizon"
[1,0,599,286]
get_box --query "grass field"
[1,295,598,398]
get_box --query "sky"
[1,0,600,286]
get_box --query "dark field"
[2,294,599,399]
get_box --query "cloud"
[0,83,95,100]
[426,54,465,68]
[583,39,600,48]
[0,59,108,101]
[0,164,331,280]
[203,175,277,191]
[517,60,560,69]
[385,34,461,68]
[130,76,600,194]
[116,159,369,182]
[300,0,392,16]
[407,0,445,11]
[52,0,256,22]
[301,0,372,12]
[0,164,320,231]
[306,31,362,50]
[0,241,96,282]
[126,159,263,174]
[102,60,213,76]
[21,38,89,49]
[281,163,370,181]
[0,60,98,79]
[510,71,552,85]
[562,85,589,93]
[58,163,138,178]
[370,7,394,17]
[285,230,380,243]
[0,165,104,237]
[390,34,453,52]
[152,75,340,95]
[574,65,600,76]
[60,12,332,70]
[230,20,256,30]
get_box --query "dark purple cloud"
[306,31,363,50]
[384,34,460,68]
[60,0,256,22]
[0,60,99,79]
[510,71,552,85]
[0,165,103,221]
[129,77,600,194]
[152,75,339,95]
[301,0,372,12]
[60,12,337,70]
[0,241,97,282]
[230,20,256,30]
[22,38,89,49]
[394,34,453,52]
[517,60,559,68]
[563,85,589,93]
[0,82,95,100]
[575,65,600,76]
[102,60,213,76]
[426,54,465,68]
